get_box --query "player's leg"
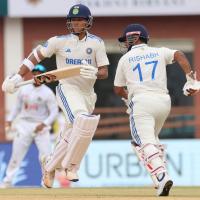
[34,126,52,187]
[40,84,76,188]
[129,94,172,196]
[41,84,95,187]
[130,112,162,188]
[0,127,32,188]
[41,126,72,188]
[61,113,100,179]
[153,95,172,196]
[34,126,52,162]
[58,84,97,181]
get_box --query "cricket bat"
[16,65,81,87]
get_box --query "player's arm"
[114,86,128,99]
[18,49,45,77]
[97,65,108,80]
[95,40,109,80]
[43,91,59,126]
[2,47,45,94]
[80,40,109,80]
[2,37,57,94]
[174,50,198,96]
[6,90,23,123]
[35,90,58,133]
[114,58,127,99]
[174,51,193,75]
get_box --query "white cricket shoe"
[0,181,12,188]
[157,173,173,196]
[41,157,55,188]
[65,169,79,182]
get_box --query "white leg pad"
[61,114,100,170]
[158,144,167,166]
[45,127,72,172]
[131,141,167,188]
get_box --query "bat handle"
[16,79,35,88]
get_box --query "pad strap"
[61,114,100,170]
[131,141,167,188]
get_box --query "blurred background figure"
[0,65,58,188]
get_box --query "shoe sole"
[41,181,52,189]
[70,179,79,182]
[159,180,173,196]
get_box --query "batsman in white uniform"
[0,65,58,188]
[114,24,199,196]
[2,4,109,188]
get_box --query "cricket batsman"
[114,23,199,196]
[2,4,109,188]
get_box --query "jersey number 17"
[132,60,158,81]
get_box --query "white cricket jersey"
[114,44,177,97]
[39,32,109,92]
[7,84,58,125]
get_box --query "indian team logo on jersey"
[86,48,92,54]
[64,47,71,53]
[72,7,79,15]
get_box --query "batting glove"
[183,71,200,96]
[121,98,132,114]
[2,74,23,93]
[80,65,98,80]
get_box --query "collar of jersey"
[131,44,147,50]
[71,32,88,42]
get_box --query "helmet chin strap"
[127,45,133,52]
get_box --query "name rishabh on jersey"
[114,44,177,97]
[39,33,109,92]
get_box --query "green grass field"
[0,187,200,200]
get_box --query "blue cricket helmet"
[118,24,149,43]
[32,64,46,73]
[66,4,93,33]
[67,4,92,20]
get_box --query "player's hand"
[183,71,200,96]
[2,74,23,93]
[80,65,98,80]
[121,98,132,114]
[34,123,46,133]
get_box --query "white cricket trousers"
[129,93,171,145]
[56,83,97,125]
[45,83,97,171]
[3,119,51,183]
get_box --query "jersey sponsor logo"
[129,52,159,63]
[65,48,71,53]
[66,58,92,65]
[86,48,92,54]
[24,103,39,110]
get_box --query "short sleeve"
[162,47,177,65]
[114,58,126,87]
[39,36,58,58]
[95,40,109,67]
